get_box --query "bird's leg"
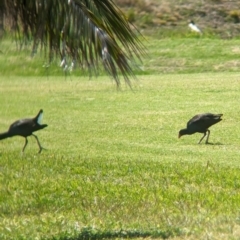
[32,134,45,153]
[205,130,210,144]
[22,137,28,152]
[198,132,206,144]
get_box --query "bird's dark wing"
[187,113,222,129]
[187,114,203,127]
[199,113,223,118]
[9,119,35,136]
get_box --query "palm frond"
[4,0,145,86]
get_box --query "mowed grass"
[1,73,240,239]
[2,36,240,76]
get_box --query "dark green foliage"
[4,0,145,86]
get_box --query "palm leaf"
[4,0,145,86]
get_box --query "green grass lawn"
[1,73,240,240]
[1,35,240,239]
[1,35,240,76]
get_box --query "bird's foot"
[38,147,47,154]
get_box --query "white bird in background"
[188,20,202,34]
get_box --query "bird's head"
[178,131,182,139]
[178,129,188,139]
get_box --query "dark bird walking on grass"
[178,113,223,144]
[0,109,48,153]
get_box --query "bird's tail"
[35,109,44,124]
[215,114,223,118]
[0,131,10,140]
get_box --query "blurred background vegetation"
[1,0,240,40]
[1,0,240,77]
[114,0,240,38]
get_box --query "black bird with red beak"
[179,113,223,144]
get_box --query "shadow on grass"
[53,227,182,240]
[205,142,224,145]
